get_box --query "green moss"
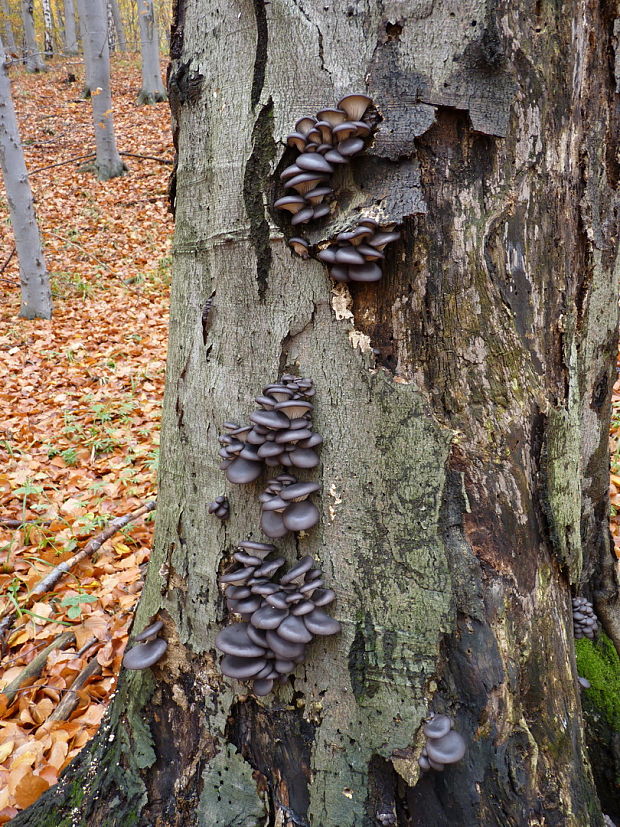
[575,633,620,731]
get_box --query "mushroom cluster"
[122,620,167,670]
[572,597,598,639]
[259,475,320,538]
[218,375,321,485]
[217,545,340,695]
[316,219,401,283]
[274,94,373,227]
[418,714,466,773]
[208,495,230,521]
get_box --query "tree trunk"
[13,0,620,825]
[135,0,166,103]
[106,0,116,53]
[62,0,78,55]
[41,0,53,56]
[108,0,125,51]
[79,0,124,180]
[0,39,52,319]
[1,0,17,54]
[75,0,91,95]
[20,0,45,71]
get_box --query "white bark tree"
[136,0,166,104]
[79,0,125,180]
[108,0,125,51]
[105,0,116,52]
[20,0,46,71]
[0,39,52,319]
[41,0,53,56]
[1,0,17,54]
[62,0,78,55]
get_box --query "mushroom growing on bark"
[418,714,467,772]
[572,596,599,639]
[122,619,168,670]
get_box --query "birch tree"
[1,0,17,54]
[0,39,51,319]
[41,0,53,56]
[136,0,165,103]
[20,0,45,71]
[62,0,78,54]
[79,0,124,180]
[108,0,126,51]
[11,1,620,825]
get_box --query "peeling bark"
[14,1,620,825]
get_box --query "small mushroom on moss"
[572,596,599,639]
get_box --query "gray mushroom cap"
[274,194,308,213]
[337,93,372,120]
[238,541,276,555]
[291,599,316,616]
[283,500,320,531]
[425,731,466,765]
[225,457,263,484]
[250,409,290,430]
[134,620,164,642]
[304,608,342,636]
[216,623,267,658]
[337,137,365,157]
[317,248,337,264]
[287,172,330,194]
[312,204,331,220]
[335,246,366,265]
[280,481,321,501]
[220,567,255,584]
[226,585,251,599]
[251,605,289,629]
[324,148,347,164]
[123,637,168,670]
[266,592,290,610]
[262,495,288,511]
[288,449,320,469]
[260,509,288,538]
[312,588,336,607]
[291,207,315,226]
[286,132,307,151]
[316,107,347,126]
[423,715,452,739]
[252,678,274,696]
[348,262,383,282]
[265,630,306,660]
[220,654,267,679]
[289,237,310,258]
[278,614,314,643]
[298,433,323,449]
[281,555,315,584]
[296,153,335,174]
[418,755,431,772]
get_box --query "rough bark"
[14,0,620,825]
[0,39,52,319]
[1,0,17,54]
[20,0,45,71]
[108,0,126,52]
[79,0,125,180]
[136,0,166,104]
[62,0,78,55]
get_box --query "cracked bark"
[13,1,620,826]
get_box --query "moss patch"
[575,633,620,731]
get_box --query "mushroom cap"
[291,599,316,616]
[312,588,336,607]
[279,163,303,181]
[418,755,430,772]
[337,93,372,121]
[286,172,330,194]
[296,153,335,174]
[324,149,347,164]
[288,449,320,469]
[252,678,274,696]
[260,509,289,538]
[274,658,296,674]
[226,585,251,600]
[316,107,347,126]
[332,121,357,141]
[275,428,312,444]
[317,248,338,264]
[428,758,445,772]
[235,595,262,614]
[305,186,333,204]
[280,481,321,501]
[335,246,366,265]
[246,429,267,445]
[233,551,262,566]
[220,654,267,679]
[423,715,452,739]
[251,605,289,630]
[289,237,310,258]
[348,262,383,282]
[251,582,280,596]
[261,495,288,511]
[123,637,168,670]
[265,630,306,660]
[425,731,466,765]
[328,264,351,283]
[312,204,331,220]
[281,555,315,584]
[303,608,341,636]
[286,132,307,152]
[369,231,401,249]
[337,137,365,157]
[250,409,290,430]
[278,614,314,643]
[356,243,385,261]
[298,433,323,449]
[216,623,267,658]
[134,620,164,642]
[258,441,286,459]
[295,116,317,135]
[254,557,285,578]
[266,592,290,610]
[274,195,308,214]
[291,207,315,226]
[274,400,314,418]
[300,578,324,595]
[225,457,264,484]
[220,566,255,584]
[351,120,371,137]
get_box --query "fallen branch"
[30,152,95,175]
[47,656,102,722]
[0,247,15,275]
[119,151,173,165]
[0,500,155,641]
[1,631,75,704]
[0,517,51,529]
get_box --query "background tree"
[62,0,77,55]
[12,0,620,825]
[41,0,52,56]
[1,0,18,54]
[107,0,125,51]
[79,0,124,179]
[135,0,165,104]
[0,38,52,319]
[20,0,45,71]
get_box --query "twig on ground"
[1,631,75,704]
[0,247,15,275]
[30,153,96,175]
[0,518,51,529]
[0,500,156,642]
[47,656,102,722]
[119,151,173,165]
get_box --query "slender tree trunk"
[79,0,124,180]
[20,0,45,71]
[41,0,52,56]
[108,0,125,51]
[75,0,91,95]
[106,0,116,53]
[136,0,165,104]
[1,0,17,54]
[62,0,77,55]
[0,39,51,319]
[12,0,620,825]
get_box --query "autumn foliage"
[0,55,171,818]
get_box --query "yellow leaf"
[0,740,14,762]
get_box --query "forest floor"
[0,54,620,823]
[0,56,171,818]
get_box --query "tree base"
[136,89,168,105]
